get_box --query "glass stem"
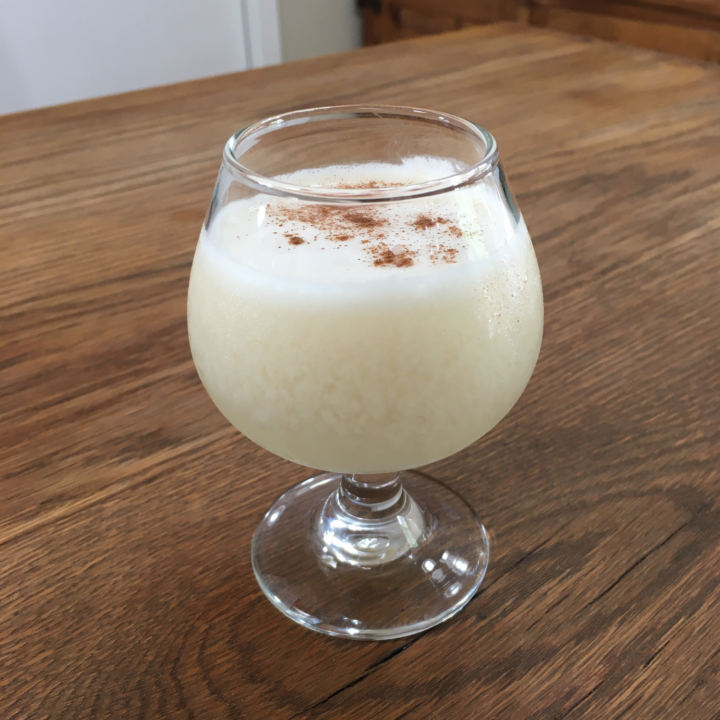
[338,472,405,519]
[315,472,429,568]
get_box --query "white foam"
[208,160,518,284]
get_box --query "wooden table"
[2,24,719,719]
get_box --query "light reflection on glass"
[267,504,285,525]
[441,551,470,575]
[444,582,462,598]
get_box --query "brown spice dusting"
[429,243,460,264]
[269,203,387,236]
[370,243,416,268]
[413,215,434,231]
[413,215,449,231]
[268,200,461,269]
[344,211,381,228]
[336,181,403,189]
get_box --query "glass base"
[251,471,489,640]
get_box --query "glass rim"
[222,104,499,204]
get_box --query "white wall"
[0,0,360,116]
[0,0,253,115]
[278,0,362,63]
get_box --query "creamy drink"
[187,158,543,473]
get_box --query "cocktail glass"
[187,106,543,640]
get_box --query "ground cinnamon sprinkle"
[413,215,449,231]
[269,199,462,269]
[393,254,414,268]
[429,243,460,264]
[344,210,383,228]
[370,243,417,268]
[336,181,403,189]
[269,203,387,235]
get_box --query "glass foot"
[251,471,489,640]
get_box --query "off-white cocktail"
[188,158,543,473]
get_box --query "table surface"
[2,23,719,720]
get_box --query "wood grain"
[1,24,719,719]
[361,0,720,62]
[361,0,529,44]
[533,0,720,29]
[532,2,720,62]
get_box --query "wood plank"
[1,24,720,718]
[534,0,720,31]
[362,4,464,44]
[642,0,720,18]
[361,0,720,62]
[532,4,720,60]
[363,0,528,24]
[361,0,527,44]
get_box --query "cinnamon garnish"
[370,243,417,268]
[268,195,464,269]
[413,215,449,230]
[336,181,403,189]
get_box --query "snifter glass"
[187,105,543,640]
